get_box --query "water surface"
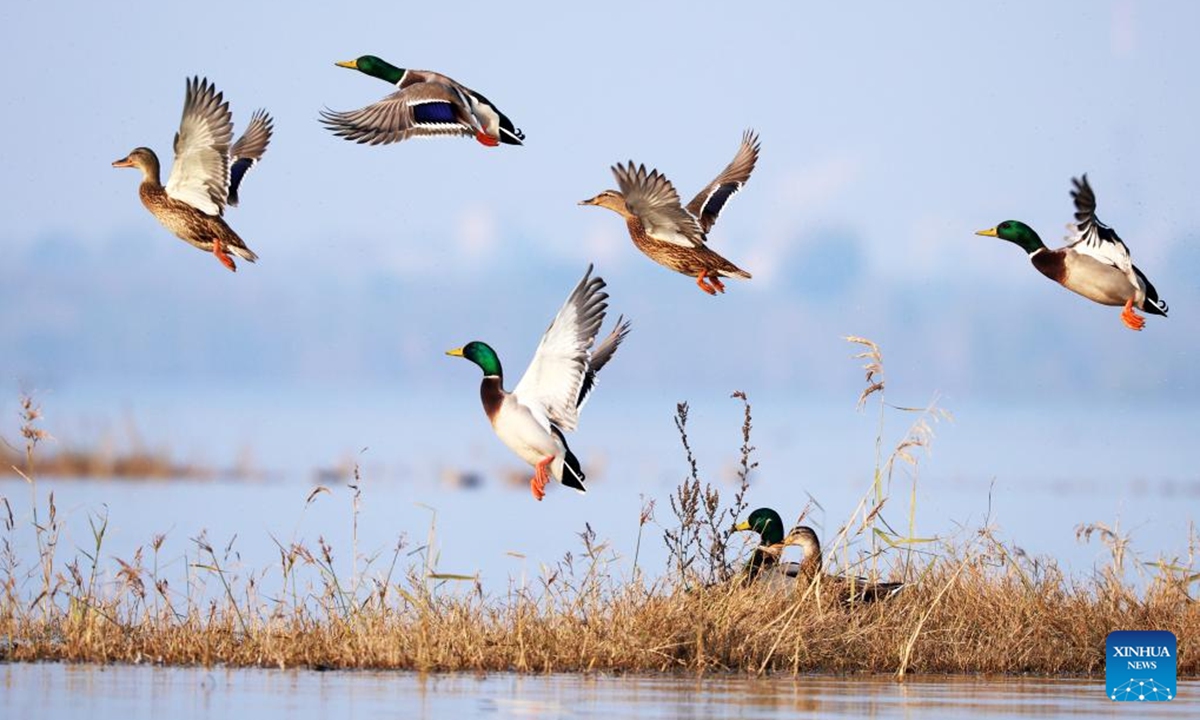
[3,664,1196,719]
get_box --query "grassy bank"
[2,341,1197,676]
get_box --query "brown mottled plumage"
[778,526,904,603]
[113,77,272,272]
[580,130,759,295]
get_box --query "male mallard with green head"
[580,130,759,295]
[321,55,524,147]
[976,175,1168,331]
[733,507,787,583]
[447,265,630,501]
[113,77,272,272]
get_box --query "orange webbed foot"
[530,456,553,502]
[1121,298,1145,331]
[475,130,500,147]
[708,274,726,294]
[213,241,237,272]
[695,272,717,296]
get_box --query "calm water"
[0,383,1195,583]
[2,664,1196,719]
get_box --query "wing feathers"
[320,84,476,145]
[1067,174,1133,274]
[227,109,273,206]
[576,315,631,411]
[512,265,628,433]
[685,129,761,233]
[612,163,705,247]
[165,77,235,216]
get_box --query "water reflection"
[2,664,1195,719]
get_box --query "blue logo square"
[1106,630,1176,701]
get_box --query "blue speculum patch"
[413,102,458,124]
[703,185,738,218]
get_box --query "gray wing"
[612,163,706,247]
[576,315,631,411]
[685,130,760,233]
[320,82,477,145]
[165,77,234,216]
[227,109,273,207]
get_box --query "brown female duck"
[113,77,273,271]
[781,525,904,602]
[580,130,759,295]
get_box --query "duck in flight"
[976,174,1167,331]
[113,77,272,271]
[321,55,524,148]
[580,130,759,295]
[446,265,630,501]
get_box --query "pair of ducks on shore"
[734,508,903,602]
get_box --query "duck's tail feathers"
[500,125,525,145]
[851,581,905,603]
[552,426,586,494]
[231,245,259,263]
[1133,266,1166,316]
[724,267,752,280]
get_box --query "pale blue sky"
[2,0,1198,402]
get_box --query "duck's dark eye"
[999,222,1010,230]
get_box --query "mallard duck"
[779,525,903,602]
[733,507,787,584]
[446,265,630,501]
[113,77,272,272]
[976,175,1168,331]
[321,55,524,147]
[579,130,759,295]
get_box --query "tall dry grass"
[1,342,1197,676]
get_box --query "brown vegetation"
[2,342,1197,676]
[1,399,213,480]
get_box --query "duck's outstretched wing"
[1067,174,1134,277]
[227,109,273,206]
[320,82,476,145]
[613,162,706,247]
[165,77,234,216]
[685,129,760,233]
[576,315,631,412]
[512,265,609,433]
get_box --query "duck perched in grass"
[780,525,904,603]
[733,507,787,584]
[321,55,524,147]
[976,175,1168,331]
[580,130,759,295]
[113,77,273,272]
[446,265,630,501]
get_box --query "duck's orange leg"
[708,274,726,294]
[530,456,554,501]
[474,130,500,147]
[695,271,717,296]
[213,239,237,272]
[1120,298,1145,331]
